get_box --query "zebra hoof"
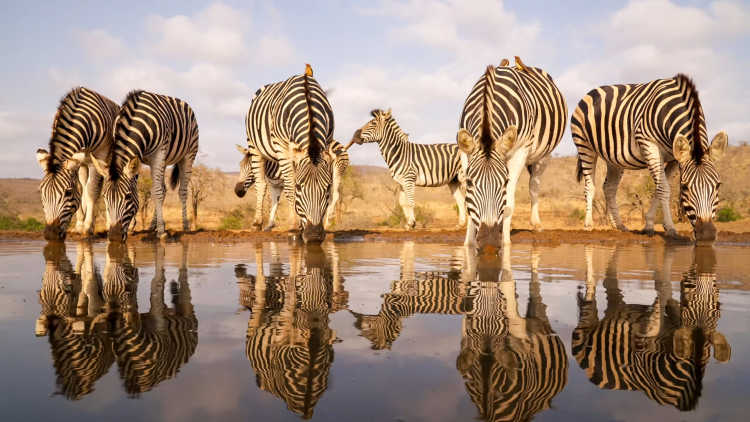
[616,224,629,232]
[263,225,275,232]
[639,228,655,237]
[665,229,679,239]
[583,225,593,232]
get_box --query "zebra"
[234,139,350,230]
[106,241,199,396]
[244,64,336,242]
[36,87,120,240]
[457,57,567,249]
[571,74,728,242]
[572,245,730,411]
[349,109,466,229]
[240,242,345,419]
[90,90,199,241]
[36,241,114,400]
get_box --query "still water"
[1,239,748,421]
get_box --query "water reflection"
[35,241,198,399]
[572,245,731,411]
[353,243,568,422]
[236,242,346,419]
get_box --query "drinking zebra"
[349,109,467,229]
[234,139,349,230]
[572,245,730,410]
[36,87,120,240]
[457,57,567,249]
[244,64,336,242]
[91,90,199,241]
[571,74,728,242]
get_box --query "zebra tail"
[169,164,180,190]
[576,156,583,183]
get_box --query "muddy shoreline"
[2,228,750,246]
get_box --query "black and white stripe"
[571,74,728,241]
[36,87,120,240]
[458,57,567,249]
[92,90,199,240]
[350,109,466,229]
[244,65,335,242]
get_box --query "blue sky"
[2,0,749,178]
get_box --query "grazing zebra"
[91,90,199,241]
[457,57,567,249]
[36,242,114,400]
[234,139,349,230]
[572,245,730,411]
[36,87,120,240]
[350,109,466,229]
[106,241,198,396]
[244,64,336,242]
[571,74,728,241]
[239,242,346,419]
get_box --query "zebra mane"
[480,65,495,155]
[675,74,706,162]
[109,90,145,180]
[47,87,84,173]
[303,73,322,164]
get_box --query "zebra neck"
[377,125,410,170]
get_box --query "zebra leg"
[75,165,89,233]
[449,181,466,228]
[325,169,342,229]
[264,183,282,231]
[150,153,168,237]
[640,141,677,237]
[251,154,268,231]
[399,183,416,229]
[603,164,627,231]
[502,148,529,245]
[150,242,167,331]
[464,219,477,248]
[527,158,548,231]
[82,167,103,235]
[582,159,597,231]
[178,157,193,231]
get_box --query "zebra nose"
[694,218,717,244]
[108,223,126,242]
[476,223,501,253]
[302,223,325,243]
[234,182,247,198]
[44,222,66,241]
[350,129,363,144]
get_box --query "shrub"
[219,208,248,230]
[716,206,741,222]
[0,216,44,231]
[380,204,434,228]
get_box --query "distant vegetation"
[0,215,44,231]
[717,206,741,222]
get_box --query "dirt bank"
[2,228,750,245]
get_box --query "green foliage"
[380,204,434,228]
[0,216,44,231]
[716,206,741,222]
[219,207,249,230]
[569,208,585,221]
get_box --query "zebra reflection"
[236,242,346,419]
[352,243,567,421]
[572,245,731,410]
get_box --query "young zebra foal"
[350,109,466,229]
[91,90,199,241]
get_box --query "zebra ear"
[124,157,140,178]
[36,148,50,169]
[63,152,86,171]
[384,108,392,119]
[672,326,693,359]
[288,143,307,163]
[90,156,109,177]
[496,125,518,158]
[708,131,728,162]
[711,332,731,362]
[235,144,250,156]
[457,129,477,155]
[672,135,692,165]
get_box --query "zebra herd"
[37,58,728,249]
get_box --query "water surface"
[1,239,748,421]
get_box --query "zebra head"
[289,144,335,243]
[92,157,140,241]
[672,132,728,243]
[234,144,255,198]
[36,150,85,241]
[350,108,392,144]
[457,126,519,252]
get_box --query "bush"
[0,216,44,231]
[569,208,585,221]
[716,206,741,222]
[219,208,248,230]
[380,204,434,228]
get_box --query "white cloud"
[74,28,126,61]
[256,36,296,66]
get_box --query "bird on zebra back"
[36,241,114,400]
[349,108,467,229]
[90,90,199,241]
[234,139,349,231]
[36,87,120,240]
[572,245,730,411]
[571,74,728,243]
[244,64,336,243]
[457,57,567,251]
[240,242,345,419]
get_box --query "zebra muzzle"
[108,222,127,242]
[694,218,717,244]
[234,182,247,198]
[44,221,66,241]
[476,223,502,252]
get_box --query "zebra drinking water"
[36,87,120,240]
[457,57,567,249]
[349,109,467,229]
[90,90,199,241]
[571,74,728,242]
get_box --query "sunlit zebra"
[91,90,199,240]
[457,57,567,249]
[572,245,730,411]
[234,139,349,230]
[350,109,466,229]
[244,64,336,242]
[571,74,728,242]
[36,87,120,240]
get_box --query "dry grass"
[3,144,749,233]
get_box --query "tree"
[137,172,153,230]
[189,164,220,230]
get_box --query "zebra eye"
[466,180,474,187]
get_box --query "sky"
[2,0,749,178]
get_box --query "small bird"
[500,58,510,67]
[305,63,313,77]
[514,56,527,71]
